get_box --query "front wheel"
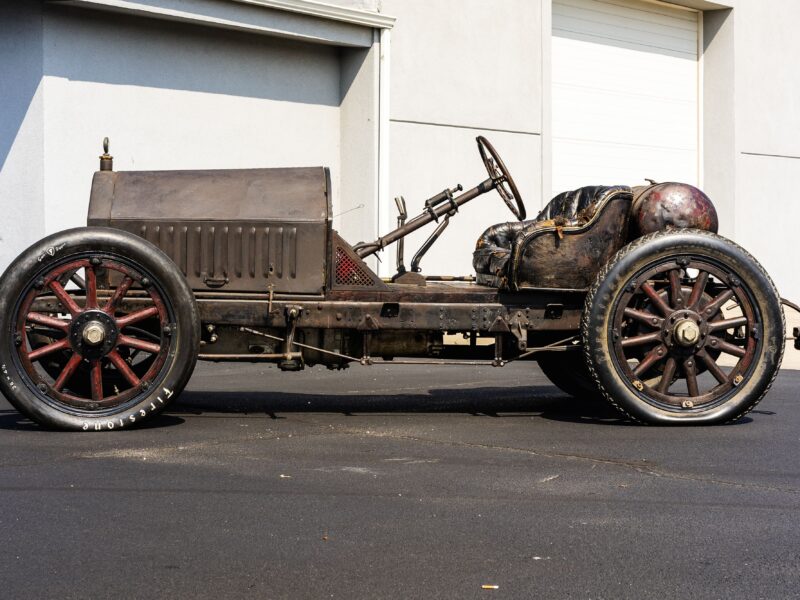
[0,227,200,431]
[582,229,784,424]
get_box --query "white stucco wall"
[379,0,543,276]
[730,0,800,301]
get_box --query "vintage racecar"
[1,137,797,431]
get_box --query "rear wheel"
[0,227,199,431]
[582,229,784,424]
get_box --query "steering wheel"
[476,136,526,221]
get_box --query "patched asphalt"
[1,362,798,599]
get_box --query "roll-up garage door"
[552,0,699,194]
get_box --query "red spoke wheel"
[0,227,199,431]
[582,229,784,424]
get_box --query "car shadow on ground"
[0,383,759,430]
[172,385,633,426]
[170,383,753,426]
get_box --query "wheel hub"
[70,310,119,359]
[673,319,700,346]
[662,309,707,351]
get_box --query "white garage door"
[552,0,699,195]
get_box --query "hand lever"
[424,184,463,221]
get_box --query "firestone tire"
[537,352,602,400]
[0,227,200,431]
[582,229,784,425]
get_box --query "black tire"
[537,352,602,400]
[0,227,200,431]
[582,229,784,425]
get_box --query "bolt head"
[82,322,106,346]
[37,382,48,393]
[140,277,150,287]
[674,320,700,346]
[90,257,102,266]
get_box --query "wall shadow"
[0,3,43,171]
[45,6,343,106]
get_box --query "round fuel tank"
[631,182,718,236]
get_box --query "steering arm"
[354,137,526,259]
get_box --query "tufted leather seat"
[473,185,631,283]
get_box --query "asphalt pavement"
[1,361,799,599]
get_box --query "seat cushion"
[472,220,526,280]
[473,185,630,281]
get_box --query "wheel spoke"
[623,307,663,328]
[657,358,677,394]
[117,334,161,354]
[27,312,70,331]
[116,306,160,328]
[697,349,729,384]
[641,283,672,317]
[683,357,699,397]
[708,316,748,333]
[668,269,683,308]
[90,360,104,402]
[107,350,140,387]
[28,338,70,361]
[621,331,662,348]
[687,271,709,310]
[633,344,667,377]
[48,280,81,317]
[85,266,98,309]
[53,353,82,392]
[104,276,134,314]
[700,289,734,319]
[708,336,746,358]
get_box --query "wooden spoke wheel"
[582,230,784,424]
[0,228,199,431]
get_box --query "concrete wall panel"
[386,122,540,276]
[735,153,800,301]
[382,0,541,134]
[734,0,800,157]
